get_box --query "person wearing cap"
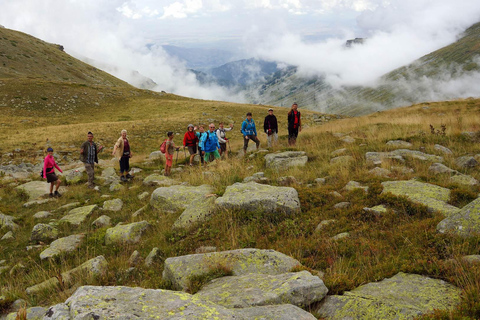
[195,125,206,165]
[112,129,133,182]
[199,123,221,164]
[80,131,103,189]
[43,147,63,197]
[183,124,199,166]
[241,112,260,153]
[287,102,302,146]
[216,122,233,158]
[264,108,278,148]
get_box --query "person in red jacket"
[183,124,199,166]
[43,147,63,197]
[287,103,302,146]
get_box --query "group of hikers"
[42,103,302,193]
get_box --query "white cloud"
[160,0,203,19]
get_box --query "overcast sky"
[1,0,480,101]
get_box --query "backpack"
[160,139,168,153]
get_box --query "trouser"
[204,150,221,163]
[243,135,260,151]
[198,147,204,164]
[288,127,299,145]
[119,156,130,174]
[84,163,95,187]
[267,132,278,148]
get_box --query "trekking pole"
[228,140,232,153]
[175,148,179,165]
[183,147,187,159]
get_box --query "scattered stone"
[149,151,163,159]
[145,247,164,267]
[332,232,350,240]
[449,174,479,186]
[195,271,328,308]
[173,196,217,229]
[59,204,97,227]
[132,205,147,218]
[128,250,143,267]
[277,176,298,186]
[216,182,301,215]
[428,163,456,174]
[56,202,81,211]
[341,136,355,144]
[329,191,343,198]
[243,172,269,183]
[105,220,151,245]
[331,148,347,156]
[30,223,58,243]
[386,140,412,148]
[22,198,55,208]
[150,184,214,212]
[195,246,217,254]
[143,174,180,186]
[40,234,85,260]
[163,248,301,291]
[100,167,119,185]
[334,202,351,209]
[315,272,462,319]
[15,181,59,200]
[11,299,27,312]
[26,256,108,295]
[390,166,415,175]
[33,211,52,219]
[234,304,316,320]
[382,180,459,216]
[137,191,149,200]
[109,181,125,192]
[6,307,46,320]
[1,231,14,241]
[265,151,308,169]
[363,205,387,216]
[345,181,368,193]
[369,167,391,178]
[315,178,326,185]
[103,198,123,211]
[366,150,442,166]
[462,255,480,264]
[434,144,453,155]
[92,215,111,228]
[330,155,354,165]
[315,220,336,233]
[0,213,19,230]
[63,167,85,184]
[437,197,480,236]
[455,156,478,169]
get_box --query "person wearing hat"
[183,124,199,166]
[43,147,63,197]
[112,129,133,182]
[241,112,260,153]
[216,122,234,158]
[264,108,278,148]
[80,131,103,189]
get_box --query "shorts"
[46,173,58,183]
[187,145,197,155]
[204,150,221,162]
[219,143,227,153]
[166,153,173,167]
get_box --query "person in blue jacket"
[199,123,221,164]
[241,112,260,153]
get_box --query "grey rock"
[345,181,368,193]
[315,178,326,185]
[6,306,46,320]
[149,150,164,159]
[103,198,123,212]
[455,156,478,169]
[40,234,85,260]
[315,219,336,233]
[437,197,480,236]
[449,174,479,187]
[428,163,456,174]
[128,250,143,267]
[277,176,298,186]
[462,255,480,263]
[233,304,316,320]
[195,246,217,254]
[56,202,81,211]
[0,213,19,230]
[340,136,355,144]
[265,151,308,169]
[23,198,55,208]
[331,148,347,156]
[137,191,150,200]
[109,181,125,192]
[386,140,412,148]
[10,299,27,312]
[43,304,70,319]
[30,223,58,243]
[434,144,453,155]
[243,172,267,183]
[100,167,119,185]
[63,167,85,184]
[150,184,214,212]
[369,167,391,178]
[173,196,217,229]
[59,205,97,227]
[143,174,181,186]
[330,155,354,165]
[332,232,350,240]
[145,247,164,267]
[330,191,343,198]
[334,202,351,209]
[363,205,388,216]
[33,211,52,219]
[91,215,111,228]
[105,220,151,245]
[1,231,14,241]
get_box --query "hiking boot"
[121,176,128,182]
[126,174,133,179]
[49,193,54,198]
[54,191,61,197]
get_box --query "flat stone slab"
[366,150,443,166]
[173,196,217,229]
[234,304,316,320]
[103,198,123,211]
[143,174,181,186]
[6,306,46,320]
[315,272,462,320]
[437,197,480,237]
[59,205,98,227]
[40,234,85,260]
[386,140,412,148]
[381,180,459,216]
[150,184,214,212]
[265,151,308,169]
[434,144,453,155]
[215,182,301,214]
[15,181,67,200]
[163,248,301,291]
[195,271,328,308]
[330,155,354,165]
[105,220,151,245]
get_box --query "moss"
[186,264,233,294]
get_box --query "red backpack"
[160,139,168,153]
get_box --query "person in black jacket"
[287,103,301,146]
[264,108,278,148]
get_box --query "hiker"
[112,129,133,182]
[196,125,206,165]
[43,147,63,197]
[164,131,178,176]
[287,102,302,146]
[183,124,199,166]
[241,112,260,152]
[199,123,221,164]
[264,108,278,148]
[80,131,103,189]
[216,122,233,158]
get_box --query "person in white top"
[216,122,234,158]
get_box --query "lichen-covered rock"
[137,191,150,200]
[330,155,354,165]
[143,174,181,186]
[428,163,456,174]
[331,148,347,156]
[434,144,453,155]
[103,198,123,211]
[233,304,316,320]
[341,136,355,144]
[59,205,97,227]
[163,248,301,291]
[33,211,52,219]
[63,167,85,184]
[195,271,328,308]
[91,215,111,228]
[455,156,478,169]
[15,181,51,200]
[105,220,151,245]
[149,150,163,159]
[386,140,412,148]
[150,184,214,212]
[39,234,85,260]
[109,181,125,192]
[366,152,404,166]
[243,172,269,183]
[392,149,444,162]
[43,303,70,319]
[30,223,58,243]
[173,196,216,229]
[369,167,391,178]
[6,306,46,320]
[363,205,387,216]
[215,182,301,214]
[381,180,459,216]
[449,174,479,186]
[1,231,14,241]
[462,255,480,263]
[332,232,350,241]
[145,247,164,267]
[0,212,19,230]
[26,256,107,295]
[129,250,143,267]
[265,151,308,169]
[315,220,336,233]
[333,202,350,209]
[345,181,368,193]
[315,272,462,320]
[48,285,237,319]
[437,197,480,236]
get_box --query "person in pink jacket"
[43,147,63,197]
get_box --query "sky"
[1,0,480,103]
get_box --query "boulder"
[215,182,301,215]
[173,196,217,229]
[26,256,108,295]
[137,191,149,200]
[39,234,85,260]
[340,136,355,144]
[15,181,66,200]
[30,223,58,243]
[6,307,46,320]
[195,271,328,308]
[437,197,480,236]
[392,149,443,162]
[63,167,85,184]
[455,156,478,169]
[334,202,350,209]
[366,152,405,166]
[149,151,163,160]
[315,220,336,233]
[163,248,301,291]
[428,163,456,174]
[434,144,453,155]
[128,250,143,267]
[1,231,14,241]
[381,180,459,216]
[449,174,479,187]
[142,174,181,186]
[109,181,125,192]
[331,148,347,156]
[59,205,97,227]
[0,213,19,230]
[315,272,462,319]
[330,155,354,165]
[265,151,308,169]
[105,220,151,245]
[243,172,269,183]
[100,167,119,185]
[369,167,391,178]
[345,181,368,193]
[150,184,214,212]
[91,215,111,228]
[145,247,164,267]
[233,304,316,320]
[33,211,52,219]
[386,140,412,148]
[103,198,123,212]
